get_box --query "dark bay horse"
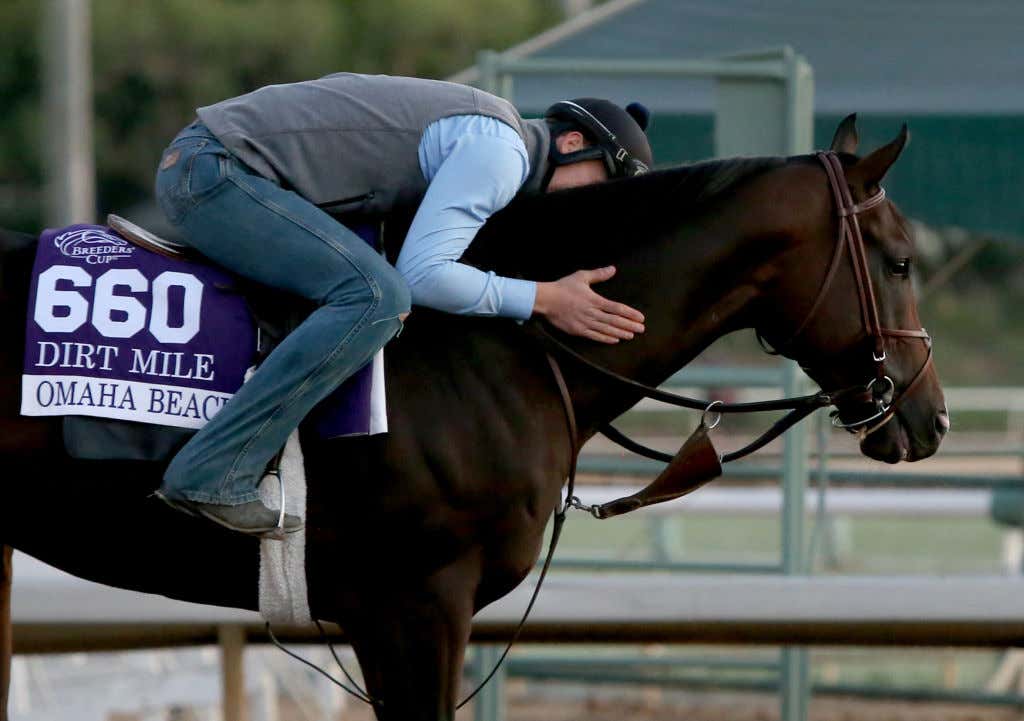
[0,117,946,720]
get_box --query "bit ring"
[702,400,724,431]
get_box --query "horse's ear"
[829,113,859,154]
[849,123,909,188]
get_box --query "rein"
[537,150,934,519]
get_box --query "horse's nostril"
[935,410,951,435]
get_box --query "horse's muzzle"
[859,404,948,463]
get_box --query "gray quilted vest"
[197,72,551,216]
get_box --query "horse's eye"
[889,257,911,277]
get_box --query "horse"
[0,116,946,720]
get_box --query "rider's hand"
[534,266,645,344]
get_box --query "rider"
[153,72,653,537]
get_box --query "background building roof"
[456,0,1024,114]
[453,0,1024,239]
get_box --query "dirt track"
[337,685,1022,721]
[503,687,1022,721]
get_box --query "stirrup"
[262,464,289,540]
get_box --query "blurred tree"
[342,0,559,78]
[0,1,45,231]
[90,0,347,221]
[0,0,561,232]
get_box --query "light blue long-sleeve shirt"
[394,114,537,320]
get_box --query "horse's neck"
[561,209,784,437]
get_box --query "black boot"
[155,492,303,539]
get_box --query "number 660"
[34,265,203,344]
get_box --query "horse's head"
[759,115,947,463]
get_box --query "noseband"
[770,151,933,437]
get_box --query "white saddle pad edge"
[251,348,387,624]
[258,427,311,625]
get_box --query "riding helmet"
[544,98,653,178]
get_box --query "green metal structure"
[469,46,816,721]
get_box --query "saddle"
[56,215,339,462]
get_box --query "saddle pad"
[22,223,387,438]
[21,224,256,430]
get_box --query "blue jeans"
[154,121,410,505]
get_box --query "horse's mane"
[678,156,789,205]
[463,155,788,279]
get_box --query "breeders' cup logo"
[54,227,134,265]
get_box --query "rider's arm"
[396,115,535,319]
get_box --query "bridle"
[531,149,936,477]
[763,151,933,437]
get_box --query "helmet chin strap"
[540,146,558,191]
[546,134,611,185]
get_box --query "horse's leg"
[344,568,476,721]
[0,545,12,721]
